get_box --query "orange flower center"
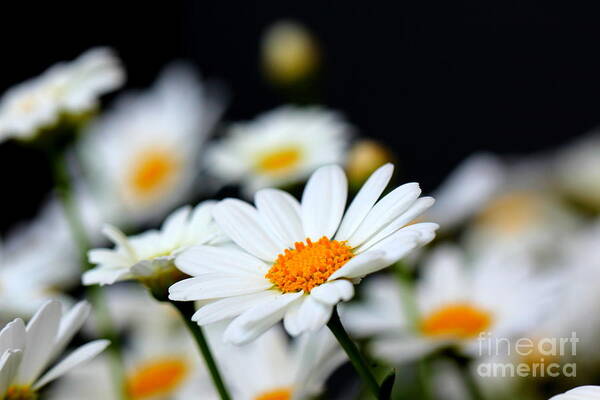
[6,386,37,400]
[266,237,354,293]
[128,148,179,198]
[127,357,189,399]
[255,387,292,400]
[256,147,301,175]
[420,303,492,339]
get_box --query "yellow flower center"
[127,357,189,399]
[476,192,539,235]
[255,387,292,400]
[256,147,302,175]
[128,148,180,199]
[266,237,354,293]
[6,386,37,400]
[420,303,492,339]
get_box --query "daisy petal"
[335,163,393,241]
[301,165,347,240]
[0,318,26,355]
[297,296,333,333]
[168,274,273,301]
[310,280,355,305]
[176,245,269,277]
[328,251,388,281]
[224,292,303,344]
[53,302,91,360]
[356,197,435,252]
[191,290,281,325]
[213,199,282,261]
[32,340,110,390]
[255,188,304,247]
[283,298,305,336]
[160,205,191,248]
[17,300,62,385]
[347,182,421,248]
[0,350,22,399]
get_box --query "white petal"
[82,267,130,286]
[371,336,441,365]
[160,206,192,247]
[17,301,62,385]
[191,291,281,325]
[255,188,304,246]
[168,274,273,301]
[213,199,282,261]
[32,340,110,390]
[550,386,600,400]
[296,296,333,333]
[283,298,305,336]
[301,165,347,240]
[0,318,26,355]
[347,182,421,248]
[224,292,303,344]
[328,251,388,281]
[356,197,435,252]
[335,163,393,241]
[53,302,91,360]
[101,225,135,257]
[0,350,22,398]
[175,245,268,277]
[310,280,355,305]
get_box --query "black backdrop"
[2,1,600,230]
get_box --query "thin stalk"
[172,301,232,400]
[454,355,485,400]
[49,149,129,400]
[327,308,383,399]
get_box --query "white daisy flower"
[206,106,352,196]
[48,288,216,400]
[214,325,346,400]
[0,300,109,399]
[341,245,557,365]
[0,47,124,142]
[84,202,225,291]
[170,163,438,344]
[555,133,600,211]
[80,63,224,226]
[550,386,600,400]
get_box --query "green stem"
[327,308,383,399]
[49,149,129,400]
[172,301,232,400]
[454,356,484,400]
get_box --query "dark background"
[2,1,600,230]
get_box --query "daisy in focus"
[80,64,224,226]
[170,163,438,344]
[49,287,216,400]
[84,202,226,294]
[214,325,346,400]
[206,106,352,196]
[550,386,600,399]
[0,47,124,142]
[0,300,109,399]
[341,245,557,364]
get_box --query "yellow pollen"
[256,147,301,175]
[255,387,292,400]
[420,303,492,339]
[6,386,37,400]
[128,149,179,198]
[266,237,354,293]
[476,192,539,235]
[127,357,189,399]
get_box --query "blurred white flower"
[550,386,600,399]
[206,106,352,196]
[0,300,109,399]
[213,325,346,400]
[0,47,124,142]
[0,191,101,319]
[84,202,225,288]
[341,245,558,365]
[170,164,437,344]
[261,20,320,85]
[49,288,216,400]
[555,133,600,211]
[80,64,224,226]
[426,153,505,231]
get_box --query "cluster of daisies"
[2,21,600,400]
